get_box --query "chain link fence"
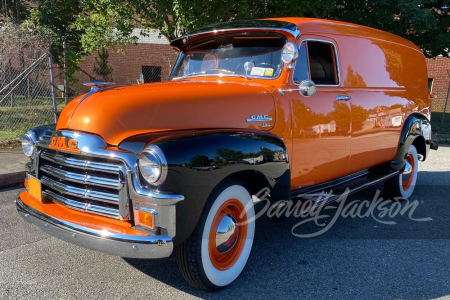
[0,23,59,143]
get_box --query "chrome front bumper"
[16,195,173,259]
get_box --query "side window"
[307,41,338,85]
[293,42,309,83]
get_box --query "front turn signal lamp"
[139,211,154,228]
[136,145,168,186]
[133,207,157,229]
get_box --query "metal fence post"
[63,40,69,104]
[47,35,58,123]
[440,70,450,129]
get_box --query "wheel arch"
[391,113,430,170]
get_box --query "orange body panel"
[55,17,429,190]
[57,80,277,146]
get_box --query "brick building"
[72,29,178,95]
[72,30,450,113]
[426,56,450,112]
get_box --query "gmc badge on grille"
[49,137,81,153]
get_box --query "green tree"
[326,0,450,57]
[28,0,85,87]
[0,0,30,23]
[24,0,449,79]
[93,47,113,81]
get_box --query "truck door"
[286,37,352,190]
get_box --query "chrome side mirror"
[299,80,316,97]
[278,80,316,96]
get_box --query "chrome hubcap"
[403,160,413,175]
[216,214,239,254]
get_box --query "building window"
[428,78,434,92]
[142,66,162,83]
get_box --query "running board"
[290,164,400,215]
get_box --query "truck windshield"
[171,34,286,80]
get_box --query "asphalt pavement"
[0,146,449,299]
[0,148,28,187]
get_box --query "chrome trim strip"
[16,195,173,259]
[246,116,273,122]
[42,190,120,219]
[40,165,120,190]
[41,176,119,204]
[292,38,341,87]
[41,150,121,174]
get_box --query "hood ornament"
[79,82,116,103]
[83,81,116,89]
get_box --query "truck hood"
[57,80,276,145]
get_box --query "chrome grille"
[38,149,126,219]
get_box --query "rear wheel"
[384,144,419,199]
[176,180,255,291]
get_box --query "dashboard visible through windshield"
[171,33,286,80]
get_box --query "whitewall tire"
[176,179,255,291]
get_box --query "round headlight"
[137,145,167,186]
[281,42,299,64]
[17,134,35,157]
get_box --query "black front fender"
[152,131,290,245]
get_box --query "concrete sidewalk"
[0,148,28,188]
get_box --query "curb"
[0,171,25,188]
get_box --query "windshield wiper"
[182,71,207,78]
[207,69,247,79]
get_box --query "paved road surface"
[1,146,449,299]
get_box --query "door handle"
[335,95,352,101]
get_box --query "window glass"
[171,34,286,79]
[307,41,338,85]
[293,42,309,83]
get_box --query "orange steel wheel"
[402,152,415,191]
[208,199,247,271]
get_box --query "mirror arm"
[278,87,308,95]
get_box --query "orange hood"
[56,80,276,145]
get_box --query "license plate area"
[28,175,42,202]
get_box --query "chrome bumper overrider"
[16,195,173,259]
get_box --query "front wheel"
[176,180,255,291]
[384,144,419,199]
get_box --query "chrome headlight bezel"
[136,145,168,187]
[17,133,35,157]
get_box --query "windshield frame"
[169,32,288,81]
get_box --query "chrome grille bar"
[41,176,119,204]
[41,150,121,174]
[42,190,120,219]
[40,165,120,189]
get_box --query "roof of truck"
[170,18,421,52]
